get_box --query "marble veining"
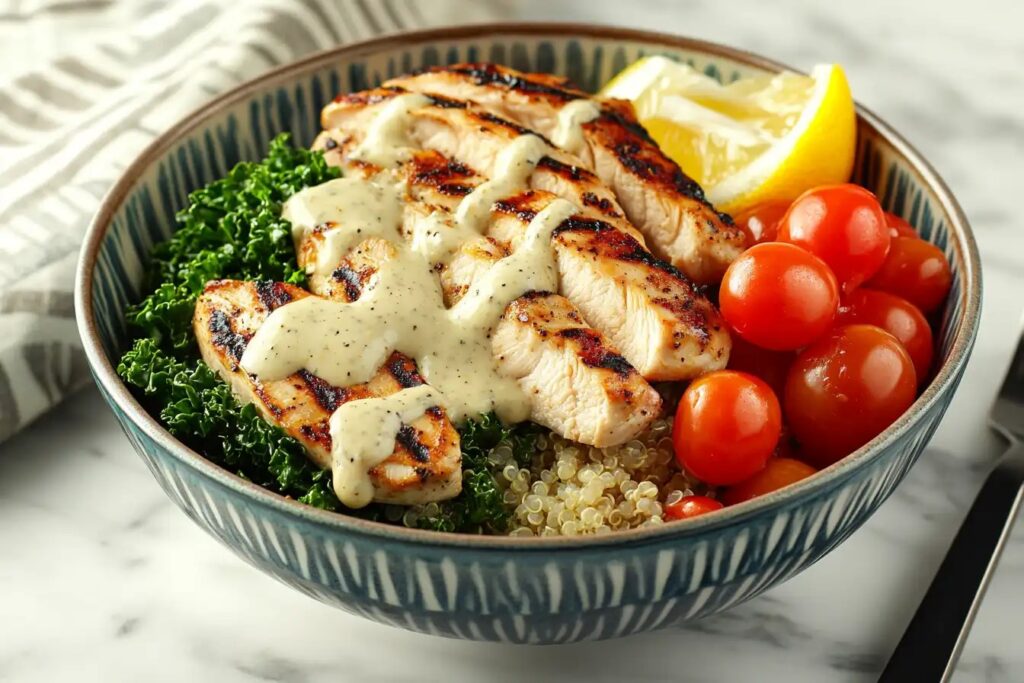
[3,0,1024,680]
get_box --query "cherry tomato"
[664,495,724,520]
[837,289,934,382]
[784,325,917,467]
[721,458,818,506]
[673,370,781,486]
[733,199,790,245]
[778,184,890,293]
[720,242,840,351]
[726,333,793,398]
[885,211,918,239]
[867,236,952,313]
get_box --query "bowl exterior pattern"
[85,30,975,643]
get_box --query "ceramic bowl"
[75,23,981,644]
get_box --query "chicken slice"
[193,279,461,505]
[488,191,730,380]
[492,291,661,447]
[318,87,646,244]
[386,64,746,283]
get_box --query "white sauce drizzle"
[406,210,479,264]
[454,134,549,232]
[241,92,600,507]
[285,177,403,274]
[552,99,601,154]
[329,384,440,507]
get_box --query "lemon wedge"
[599,56,856,214]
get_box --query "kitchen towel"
[0,0,503,443]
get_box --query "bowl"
[75,23,981,644]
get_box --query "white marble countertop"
[3,0,1024,681]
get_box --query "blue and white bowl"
[75,24,981,644]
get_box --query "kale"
[414,413,539,534]
[118,338,342,510]
[128,134,339,351]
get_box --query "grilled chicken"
[312,102,730,380]
[193,279,462,505]
[319,88,647,245]
[488,191,729,379]
[386,64,746,283]
[493,292,661,447]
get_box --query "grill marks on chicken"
[386,63,746,283]
[493,291,661,447]
[320,88,647,244]
[488,191,728,379]
[193,280,462,504]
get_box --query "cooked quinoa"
[498,417,703,536]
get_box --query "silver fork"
[881,331,1024,682]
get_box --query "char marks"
[207,309,248,362]
[440,62,585,102]
[331,266,364,301]
[556,327,635,378]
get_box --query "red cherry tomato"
[885,211,919,239]
[664,495,724,520]
[867,236,952,313]
[784,325,917,467]
[837,289,934,383]
[726,333,793,398]
[673,370,782,486]
[721,458,818,506]
[720,242,840,351]
[778,184,890,293]
[733,199,790,245]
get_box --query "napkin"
[0,0,503,443]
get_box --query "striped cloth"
[0,0,503,443]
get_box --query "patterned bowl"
[75,24,981,643]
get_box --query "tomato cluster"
[669,184,952,518]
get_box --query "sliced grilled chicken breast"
[312,105,730,379]
[293,163,662,446]
[492,291,661,447]
[386,64,746,283]
[319,88,646,244]
[193,279,462,505]
[488,191,730,380]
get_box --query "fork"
[881,330,1024,682]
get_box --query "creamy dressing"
[329,384,440,507]
[241,92,595,507]
[453,134,549,232]
[406,210,479,264]
[449,199,574,327]
[285,177,403,275]
[552,99,601,154]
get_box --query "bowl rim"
[75,21,982,551]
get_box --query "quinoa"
[496,417,705,536]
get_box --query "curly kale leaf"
[128,133,340,351]
[118,338,343,509]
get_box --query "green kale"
[118,338,343,510]
[129,134,340,351]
